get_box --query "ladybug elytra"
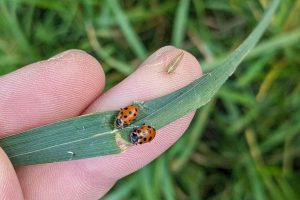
[115,104,139,129]
[130,124,156,144]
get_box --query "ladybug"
[130,124,156,144]
[115,104,139,129]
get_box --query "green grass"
[0,0,300,199]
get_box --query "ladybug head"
[130,132,139,144]
[115,118,123,128]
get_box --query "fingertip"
[86,46,202,112]
[179,49,203,76]
[0,49,105,136]
[141,45,202,76]
[47,49,106,90]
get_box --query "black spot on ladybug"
[137,130,141,133]
[135,108,138,111]
[129,111,132,115]
[125,107,128,110]
[139,142,143,144]
[149,136,152,141]
[143,138,147,141]
[124,115,127,118]
[134,114,137,116]
[120,112,123,115]
[148,126,151,128]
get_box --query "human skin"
[0,46,202,199]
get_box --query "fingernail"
[146,46,176,63]
[47,49,86,61]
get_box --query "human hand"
[0,46,202,199]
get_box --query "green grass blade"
[0,0,279,166]
[106,0,147,59]
[171,101,214,171]
[202,23,300,72]
[245,156,267,200]
[139,167,158,200]
[246,27,300,60]
[0,112,124,166]
[172,0,191,47]
[85,22,133,75]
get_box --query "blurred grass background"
[0,0,300,199]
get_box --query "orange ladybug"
[115,104,139,129]
[130,124,156,144]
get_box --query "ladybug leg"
[133,101,150,113]
[124,123,131,128]
[133,100,144,105]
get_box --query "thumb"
[0,147,24,199]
